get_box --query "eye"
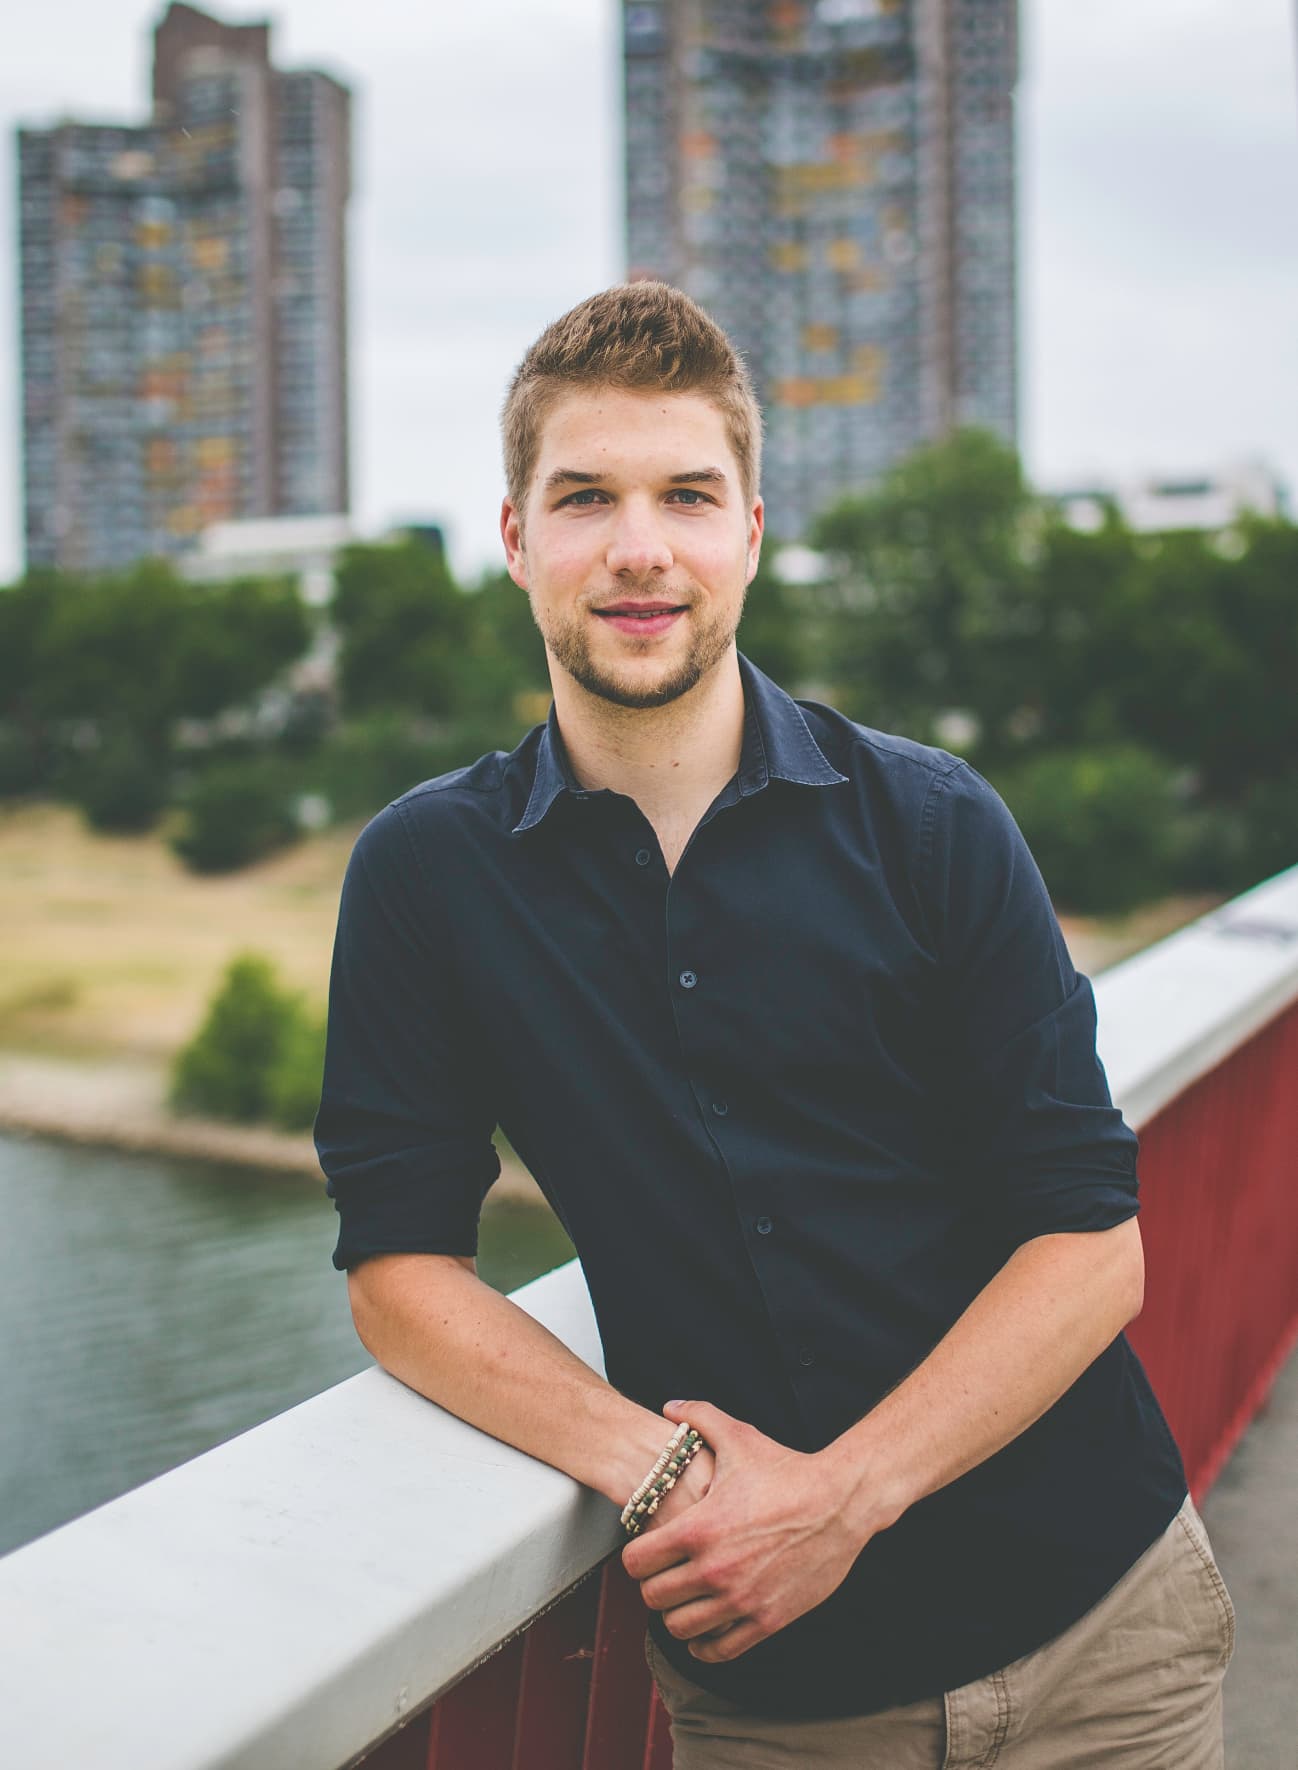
[668,488,712,506]
[559,487,608,507]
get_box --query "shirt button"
[755,1215,773,1235]
[711,1099,729,1117]
[635,848,652,867]
[798,1348,815,1368]
[679,970,697,990]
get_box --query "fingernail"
[667,1399,685,1408]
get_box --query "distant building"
[622,0,1019,540]
[1051,462,1290,536]
[16,2,352,576]
[181,512,355,606]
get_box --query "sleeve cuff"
[326,1147,501,1272]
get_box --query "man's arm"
[348,1251,715,1520]
[319,810,714,1533]
[624,1217,1144,1662]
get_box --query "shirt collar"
[511,652,846,836]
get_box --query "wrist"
[817,1419,914,1549]
[592,1406,688,1509]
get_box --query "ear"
[501,496,529,589]
[745,494,765,585]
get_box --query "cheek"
[530,531,600,598]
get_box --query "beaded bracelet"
[621,1424,690,1528]
[620,1427,697,1533]
[620,1427,705,1537]
[616,1423,697,1536]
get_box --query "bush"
[1237,774,1298,887]
[171,765,298,873]
[75,735,170,833]
[990,745,1181,917]
[171,953,324,1130]
[265,1005,328,1131]
[0,723,43,798]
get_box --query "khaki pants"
[645,1496,1234,1769]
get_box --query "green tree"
[172,952,325,1129]
[737,554,810,686]
[2,563,310,767]
[332,538,473,718]
[458,569,551,725]
[171,954,303,1122]
[811,429,1037,745]
[0,572,74,790]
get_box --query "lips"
[593,600,689,637]
[595,603,687,617]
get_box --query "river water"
[0,1131,574,1560]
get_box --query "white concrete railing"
[2,864,1297,1770]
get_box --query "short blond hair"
[501,282,762,519]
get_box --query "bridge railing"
[2,866,1297,1770]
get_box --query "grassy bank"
[0,798,1223,1072]
[0,803,352,1062]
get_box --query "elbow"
[1118,1220,1146,1327]
[346,1262,381,1353]
[345,1250,478,1354]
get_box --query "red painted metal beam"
[512,1575,602,1770]
[582,1560,667,1770]
[426,1632,527,1769]
[1129,997,1298,1497]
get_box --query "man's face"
[501,388,763,709]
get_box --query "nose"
[605,494,673,579]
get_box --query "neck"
[550,649,746,825]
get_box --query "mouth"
[593,602,689,636]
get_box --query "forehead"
[533,388,738,482]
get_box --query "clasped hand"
[621,1399,865,1664]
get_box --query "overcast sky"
[1,0,1296,582]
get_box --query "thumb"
[662,1397,744,1451]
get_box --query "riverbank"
[0,799,1220,1191]
[0,1051,543,1200]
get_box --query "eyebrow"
[542,466,730,492]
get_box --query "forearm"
[348,1252,681,1507]
[821,1218,1145,1543]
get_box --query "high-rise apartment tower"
[17,3,351,575]
[623,0,1018,539]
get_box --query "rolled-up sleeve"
[920,761,1139,1242]
[315,802,500,1272]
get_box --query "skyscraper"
[623,0,1018,539]
[17,3,351,576]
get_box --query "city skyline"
[625,0,1018,540]
[2,0,1296,581]
[17,3,351,575]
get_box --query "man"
[316,283,1234,1767]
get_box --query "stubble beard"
[533,584,748,711]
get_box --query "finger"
[661,1398,744,1452]
[622,1523,694,1582]
[687,1619,768,1663]
[638,1565,714,1613]
[660,1597,739,1643]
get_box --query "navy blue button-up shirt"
[316,654,1186,1719]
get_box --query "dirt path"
[0,1051,541,1200]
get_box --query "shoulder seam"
[815,714,968,782]
[390,797,439,902]
[398,766,504,804]
[913,760,973,946]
